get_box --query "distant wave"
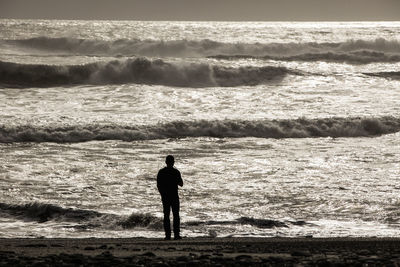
[0,202,301,231]
[1,116,399,143]
[0,59,291,88]
[363,71,400,80]
[4,37,400,62]
[211,50,400,64]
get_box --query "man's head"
[165,155,174,167]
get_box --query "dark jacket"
[157,167,183,198]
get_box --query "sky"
[0,0,400,21]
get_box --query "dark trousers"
[162,196,180,238]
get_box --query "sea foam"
[211,50,400,64]
[0,202,301,230]
[5,37,400,59]
[1,116,399,143]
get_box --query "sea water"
[0,20,400,238]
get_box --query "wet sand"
[1,237,400,266]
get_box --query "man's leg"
[162,199,171,239]
[171,197,180,239]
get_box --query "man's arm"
[177,170,183,187]
[156,170,162,193]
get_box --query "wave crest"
[5,37,400,59]
[0,202,162,230]
[0,202,304,231]
[186,217,290,228]
[1,117,399,143]
[0,59,290,88]
[118,213,162,229]
[363,71,400,80]
[0,202,103,223]
[2,37,400,64]
[212,50,400,64]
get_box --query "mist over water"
[0,20,400,238]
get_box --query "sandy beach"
[1,237,400,266]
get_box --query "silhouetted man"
[157,155,183,240]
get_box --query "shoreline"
[1,237,400,265]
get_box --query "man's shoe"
[174,236,182,240]
[164,237,171,240]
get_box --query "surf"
[363,71,400,80]
[0,58,291,88]
[0,202,305,230]
[1,116,399,143]
[4,37,400,60]
[211,50,400,64]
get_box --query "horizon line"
[1,18,400,22]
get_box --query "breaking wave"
[0,58,290,88]
[0,202,162,230]
[186,217,309,228]
[4,37,400,62]
[0,202,301,231]
[211,50,400,64]
[363,71,400,80]
[0,202,102,223]
[1,116,399,143]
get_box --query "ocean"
[0,20,399,238]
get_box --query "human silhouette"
[157,155,183,240]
